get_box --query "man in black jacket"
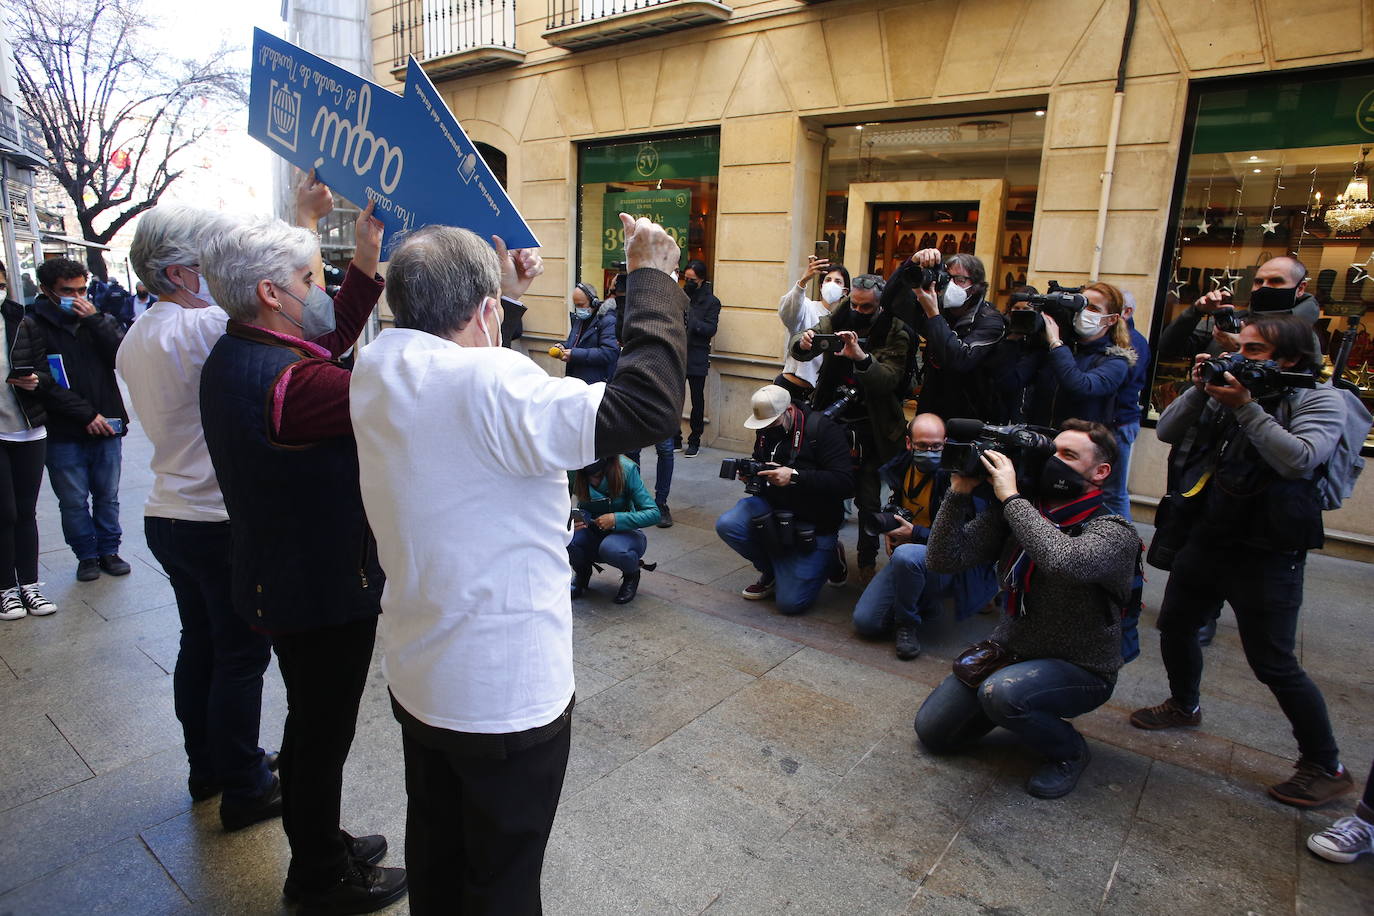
[1158,255,1320,359]
[715,384,854,615]
[29,258,131,581]
[681,259,721,457]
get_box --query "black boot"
[614,572,640,605]
[570,569,590,599]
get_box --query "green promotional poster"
[602,190,691,269]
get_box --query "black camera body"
[809,333,844,355]
[821,384,860,420]
[720,457,772,495]
[941,418,1056,479]
[1213,307,1244,334]
[1198,353,1316,398]
[860,505,914,537]
[1007,281,1089,336]
[897,258,950,290]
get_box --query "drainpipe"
[1089,0,1138,280]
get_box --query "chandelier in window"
[1323,147,1374,233]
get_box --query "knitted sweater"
[926,491,1137,681]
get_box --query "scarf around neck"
[1001,489,1107,617]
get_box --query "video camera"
[940,418,1056,479]
[1198,353,1316,398]
[860,505,914,537]
[1007,282,1089,336]
[720,458,773,495]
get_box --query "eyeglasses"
[852,276,885,291]
[949,275,974,287]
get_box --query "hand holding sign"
[620,213,681,276]
[354,201,384,278]
[492,236,544,301]
[295,168,334,225]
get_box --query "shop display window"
[1149,67,1374,449]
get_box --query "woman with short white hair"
[197,193,409,914]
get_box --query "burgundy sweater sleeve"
[273,360,353,445]
[313,263,384,359]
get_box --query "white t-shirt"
[115,301,229,522]
[350,328,602,734]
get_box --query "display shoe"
[1009,233,1023,258]
[939,234,958,256]
[1004,272,1016,291]
[958,232,973,253]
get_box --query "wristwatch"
[791,470,801,486]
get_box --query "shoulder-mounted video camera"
[1007,281,1089,336]
[941,418,1056,479]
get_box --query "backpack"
[1066,509,1145,664]
[1316,385,1373,510]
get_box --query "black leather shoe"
[656,503,673,528]
[613,573,640,605]
[294,862,408,915]
[570,571,590,599]
[76,558,100,581]
[98,554,132,576]
[894,626,921,661]
[1026,740,1091,799]
[284,833,389,902]
[1197,618,1218,647]
[190,750,279,802]
[220,775,283,831]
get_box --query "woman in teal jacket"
[568,454,660,604]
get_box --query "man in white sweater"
[350,215,686,914]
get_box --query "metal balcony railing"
[544,0,731,50]
[391,0,517,63]
[547,0,683,29]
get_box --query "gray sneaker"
[1307,816,1374,863]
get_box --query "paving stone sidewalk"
[0,423,1371,915]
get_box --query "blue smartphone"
[108,418,125,435]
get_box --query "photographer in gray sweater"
[915,419,1138,799]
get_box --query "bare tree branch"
[4,0,247,277]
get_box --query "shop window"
[823,111,1043,308]
[577,132,719,296]
[1148,67,1374,448]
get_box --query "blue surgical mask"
[573,307,593,321]
[279,283,336,340]
[58,296,77,312]
[912,450,942,473]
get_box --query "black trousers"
[146,517,273,800]
[393,696,572,916]
[0,438,45,589]
[270,615,378,890]
[687,374,707,445]
[1156,539,1339,770]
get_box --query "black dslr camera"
[941,418,1056,479]
[860,505,914,537]
[896,258,950,290]
[1007,282,1089,336]
[821,384,860,419]
[1198,353,1316,399]
[720,458,772,495]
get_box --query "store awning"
[40,232,111,251]
[0,137,47,169]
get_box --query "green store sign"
[601,190,691,269]
[1192,72,1374,154]
[581,134,719,184]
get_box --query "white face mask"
[176,269,217,308]
[821,280,844,305]
[941,281,968,310]
[481,298,501,348]
[1074,310,1109,337]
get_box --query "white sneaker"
[0,586,26,620]
[1307,816,1374,864]
[20,583,56,617]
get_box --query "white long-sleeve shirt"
[778,284,829,386]
[115,302,229,521]
[350,328,603,733]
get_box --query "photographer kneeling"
[914,420,1138,799]
[715,384,853,614]
[568,455,660,604]
[851,413,998,660]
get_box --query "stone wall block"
[546,68,595,137]
[933,0,1025,97]
[583,60,627,135]
[764,23,840,111]
[1263,0,1365,60]
[688,34,759,122]
[993,0,1103,92]
[719,117,794,166]
[619,50,664,130]
[1058,0,1183,84]
[724,35,794,117]
[652,43,703,127]
[824,13,890,106]
[881,1,957,101]
[1153,0,1265,71]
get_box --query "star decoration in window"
[1351,254,1374,285]
[1210,270,1242,294]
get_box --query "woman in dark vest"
[198,198,408,915]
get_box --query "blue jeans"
[915,658,1113,761]
[1103,422,1138,518]
[715,495,839,615]
[627,438,674,505]
[145,517,274,800]
[46,437,123,559]
[568,527,647,577]
[852,542,952,635]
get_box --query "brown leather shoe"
[1269,761,1354,808]
[1129,698,1201,730]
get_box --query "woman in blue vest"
[556,282,618,384]
[567,454,660,605]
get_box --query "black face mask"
[848,308,875,332]
[1249,285,1299,313]
[683,279,700,294]
[1037,455,1090,501]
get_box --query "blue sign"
[248,28,537,257]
